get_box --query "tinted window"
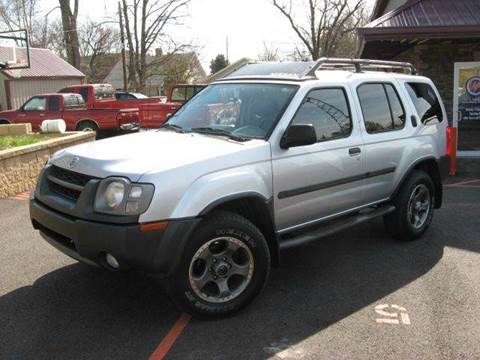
[358,83,405,133]
[171,87,185,102]
[48,97,60,112]
[185,87,195,100]
[384,84,405,129]
[79,88,89,102]
[405,82,443,124]
[291,88,352,141]
[24,97,46,111]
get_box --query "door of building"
[453,61,480,156]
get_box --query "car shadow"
[0,265,179,360]
[168,192,480,359]
[1,188,478,360]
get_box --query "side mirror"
[280,124,317,149]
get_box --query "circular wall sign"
[466,76,480,96]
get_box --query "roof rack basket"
[303,58,417,77]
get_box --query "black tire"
[384,170,435,241]
[165,211,270,319]
[76,121,98,132]
[0,119,10,125]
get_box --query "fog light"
[106,253,120,269]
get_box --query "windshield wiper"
[191,127,250,142]
[158,123,187,133]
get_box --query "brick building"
[359,0,480,155]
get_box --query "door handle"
[411,115,418,127]
[349,147,361,156]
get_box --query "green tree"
[210,54,229,74]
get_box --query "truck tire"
[76,121,98,132]
[165,211,270,318]
[0,119,10,125]
[384,170,435,241]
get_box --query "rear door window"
[79,88,89,102]
[405,82,443,124]
[357,83,406,133]
[48,97,60,112]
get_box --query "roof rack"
[303,58,417,77]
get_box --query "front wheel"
[384,170,435,241]
[165,211,270,318]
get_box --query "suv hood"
[50,130,269,182]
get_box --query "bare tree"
[80,20,119,82]
[258,42,281,62]
[0,0,53,48]
[120,0,191,92]
[58,0,81,69]
[272,0,365,60]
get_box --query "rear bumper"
[438,155,451,181]
[30,197,200,275]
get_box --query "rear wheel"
[384,170,434,241]
[0,119,10,125]
[165,211,270,318]
[76,121,98,132]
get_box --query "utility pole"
[226,36,229,62]
[118,2,128,91]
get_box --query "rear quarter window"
[405,82,443,124]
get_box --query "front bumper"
[30,197,200,275]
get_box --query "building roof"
[104,52,206,90]
[0,47,84,79]
[359,0,480,40]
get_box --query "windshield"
[167,83,298,139]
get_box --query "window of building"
[291,88,352,142]
[357,83,406,133]
[405,82,443,124]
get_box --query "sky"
[40,0,376,72]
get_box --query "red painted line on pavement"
[9,191,30,201]
[149,313,191,360]
[445,179,480,187]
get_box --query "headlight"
[94,177,154,215]
[104,181,125,208]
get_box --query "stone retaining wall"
[0,132,95,198]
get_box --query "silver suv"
[30,59,451,318]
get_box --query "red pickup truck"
[0,93,138,132]
[139,84,206,128]
[59,83,159,110]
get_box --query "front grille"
[49,181,82,201]
[47,165,96,202]
[50,165,93,187]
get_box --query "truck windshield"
[167,83,298,139]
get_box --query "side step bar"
[278,205,396,250]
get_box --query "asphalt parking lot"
[1,177,480,360]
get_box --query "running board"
[278,205,396,250]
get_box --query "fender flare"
[391,156,443,208]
